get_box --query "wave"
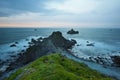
[67,38,120,79]
[0,36,41,72]
[0,36,120,79]
[70,38,120,65]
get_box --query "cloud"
[45,0,120,26]
[0,0,120,27]
[0,0,50,16]
[45,0,96,14]
[45,0,120,15]
[0,0,66,17]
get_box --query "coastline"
[0,30,119,77]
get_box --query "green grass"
[6,54,112,80]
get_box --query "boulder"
[10,44,16,47]
[31,38,37,43]
[76,44,81,46]
[67,29,79,34]
[111,56,120,67]
[37,37,43,41]
[86,43,95,46]
[86,41,89,43]
[15,42,18,44]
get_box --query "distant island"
[67,29,79,34]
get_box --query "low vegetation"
[6,54,112,80]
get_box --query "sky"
[0,0,120,28]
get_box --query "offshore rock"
[67,29,79,34]
[86,43,95,46]
[10,44,16,47]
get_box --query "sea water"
[0,28,120,79]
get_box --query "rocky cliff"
[4,31,76,77]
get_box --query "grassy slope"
[6,54,112,80]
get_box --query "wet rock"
[10,55,16,58]
[111,56,120,67]
[28,42,32,44]
[86,41,89,43]
[23,46,27,47]
[31,38,37,43]
[88,56,112,66]
[10,44,16,47]
[0,60,4,67]
[71,39,77,44]
[67,29,79,34]
[86,43,95,46]
[21,50,25,52]
[6,62,21,71]
[15,42,18,44]
[25,39,29,41]
[37,37,43,41]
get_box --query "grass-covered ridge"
[7,54,112,80]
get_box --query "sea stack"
[67,29,79,34]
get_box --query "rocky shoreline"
[70,44,120,68]
[0,31,120,79]
[0,31,77,79]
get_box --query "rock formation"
[86,43,95,46]
[5,31,77,74]
[10,44,16,47]
[67,29,79,34]
[111,56,120,67]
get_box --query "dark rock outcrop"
[86,41,89,43]
[15,42,18,44]
[6,31,77,72]
[48,31,76,49]
[37,37,43,41]
[111,56,120,67]
[86,43,95,46]
[67,29,79,34]
[10,44,16,47]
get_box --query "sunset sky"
[0,0,120,28]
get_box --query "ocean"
[0,28,120,79]
[0,28,120,46]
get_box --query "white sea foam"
[70,38,120,65]
[0,36,120,79]
[0,36,42,72]
[63,49,120,80]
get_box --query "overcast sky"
[0,0,120,28]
